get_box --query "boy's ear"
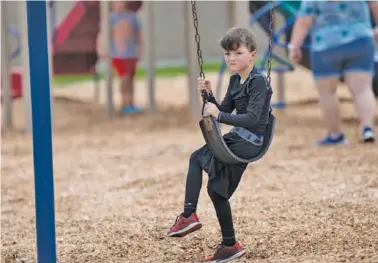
[250,51,257,59]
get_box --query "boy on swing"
[167,27,273,263]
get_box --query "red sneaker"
[167,213,202,237]
[202,241,246,263]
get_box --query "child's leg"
[344,72,376,133]
[207,188,235,246]
[315,77,343,134]
[127,58,141,110]
[204,137,256,247]
[112,58,131,110]
[310,45,346,145]
[182,152,204,217]
[202,187,245,263]
[341,37,376,142]
[201,138,253,262]
[167,149,207,237]
[120,75,131,108]
[122,58,142,112]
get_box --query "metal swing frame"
[190,1,276,165]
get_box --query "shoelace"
[208,243,224,250]
[170,215,181,228]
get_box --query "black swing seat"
[199,113,276,165]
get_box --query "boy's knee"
[189,146,212,172]
[207,187,217,200]
[207,187,226,203]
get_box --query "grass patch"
[53,58,286,86]
[53,61,224,86]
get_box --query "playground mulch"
[2,70,378,263]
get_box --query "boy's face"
[223,44,256,73]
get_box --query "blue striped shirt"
[297,1,374,51]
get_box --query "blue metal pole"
[26,1,57,263]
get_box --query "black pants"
[183,133,261,244]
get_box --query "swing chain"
[190,0,209,110]
[190,1,205,80]
[266,0,275,85]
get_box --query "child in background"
[97,1,143,114]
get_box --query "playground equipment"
[216,0,378,109]
[7,25,22,60]
[27,2,57,261]
[191,0,276,164]
[1,26,23,101]
[2,1,57,262]
[1,1,68,132]
[1,1,58,103]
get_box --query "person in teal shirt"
[289,0,378,145]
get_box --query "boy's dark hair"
[220,27,257,52]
